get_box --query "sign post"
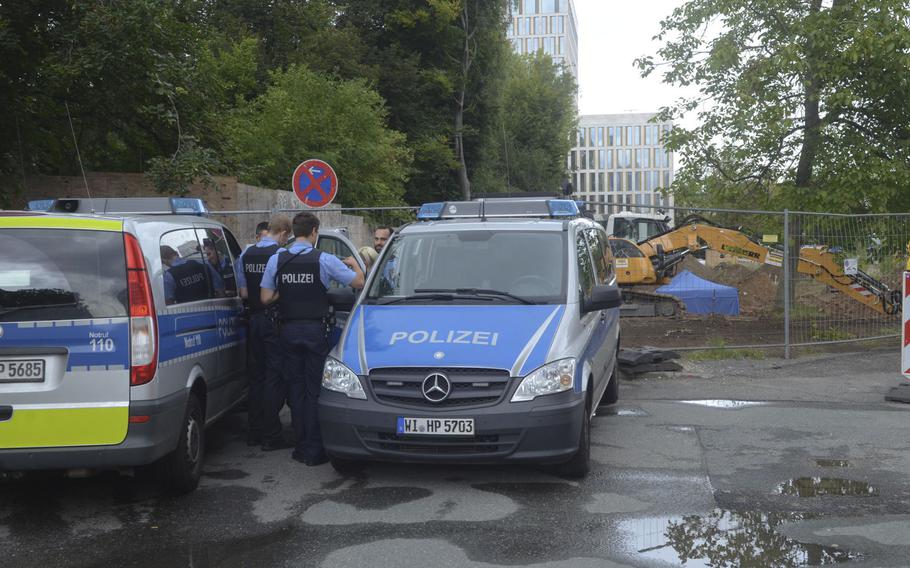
[292,159,338,208]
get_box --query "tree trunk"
[454,1,474,200]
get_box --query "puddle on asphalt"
[815,459,849,468]
[203,469,249,481]
[600,406,649,417]
[777,477,876,497]
[621,509,859,567]
[678,399,767,410]
[328,486,433,510]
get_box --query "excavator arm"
[635,217,900,316]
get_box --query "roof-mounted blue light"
[547,199,580,217]
[26,199,55,211]
[417,202,445,220]
[170,198,208,216]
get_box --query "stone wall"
[9,172,374,249]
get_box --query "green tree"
[639,0,910,213]
[474,52,577,194]
[223,65,412,206]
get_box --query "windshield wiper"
[373,292,496,305]
[0,302,80,317]
[416,288,535,305]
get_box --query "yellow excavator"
[610,215,902,317]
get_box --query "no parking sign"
[292,159,338,208]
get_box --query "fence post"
[783,209,791,359]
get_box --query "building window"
[588,127,596,147]
[663,171,671,188]
[634,127,641,146]
[541,0,556,13]
[570,150,576,170]
[524,0,536,15]
[597,172,604,192]
[588,150,595,169]
[626,149,633,168]
[642,149,650,168]
[634,172,641,191]
[558,36,564,54]
[625,172,633,191]
[634,149,642,169]
[605,150,612,170]
[625,127,633,146]
[597,127,604,147]
[598,149,605,169]
[606,127,614,146]
[558,15,565,33]
[577,128,585,146]
[579,150,587,169]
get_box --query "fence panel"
[787,212,909,347]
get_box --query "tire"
[601,366,619,406]
[329,455,367,475]
[558,392,591,479]
[161,395,205,494]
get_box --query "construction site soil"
[622,257,900,348]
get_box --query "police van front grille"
[368,367,511,408]
[360,431,520,455]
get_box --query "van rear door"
[0,216,131,449]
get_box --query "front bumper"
[319,389,585,464]
[0,390,186,472]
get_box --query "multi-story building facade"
[506,0,579,78]
[569,113,674,217]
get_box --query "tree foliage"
[639,0,910,213]
[1,0,577,206]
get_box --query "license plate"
[0,359,45,382]
[396,417,475,436]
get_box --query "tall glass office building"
[506,0,578,78]
[569,113,675,217]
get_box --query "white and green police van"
[0,198,247,492]
[320,198,621,477]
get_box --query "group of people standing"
[237,212,389,465]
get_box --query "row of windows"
[512,36,565,56]
[517,0,570,15]
[575,171,672,193]
[576,124,670,148]
[578,193,672,211]
[508,14,567,36]
[570,148,671,171]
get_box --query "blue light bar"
[417,202,445,220]
[547,199,580,217]
[26,199,55,211]
[170,198,208,216]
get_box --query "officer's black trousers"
[249,312,284,442]
[280,320,330,460]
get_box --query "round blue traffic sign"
[292,159,338,208]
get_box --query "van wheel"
[558,392,591,479]
[162,395,205,493]
[329,455,367,475]
[601,366,619,406]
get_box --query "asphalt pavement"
[2,347,910,567]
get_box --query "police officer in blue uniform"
[260,212,364,465]
[160,246,218,304]
[236,215,293,449]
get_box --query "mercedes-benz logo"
[421,372,451,403]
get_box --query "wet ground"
[2,347,910,567]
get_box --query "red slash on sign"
[292,159,338,208]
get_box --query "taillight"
[124,233,158,386]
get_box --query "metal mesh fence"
[207,202,908,355]
[583,202,908,353]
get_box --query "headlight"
[511,358,576,402]
[322,357,367,400]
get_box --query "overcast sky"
[573,0,697,126]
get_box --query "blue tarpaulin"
[656,270,740,316]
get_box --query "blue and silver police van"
[0,198,247,492]
[320,198,621,477]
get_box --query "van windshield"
[0,229,129,322]
[365,230,567,304]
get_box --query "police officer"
[160,245,214,305]
[260,212,364,465]
[236,215,293,449]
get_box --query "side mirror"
[328,287,356,312]
[583,285,622,313]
